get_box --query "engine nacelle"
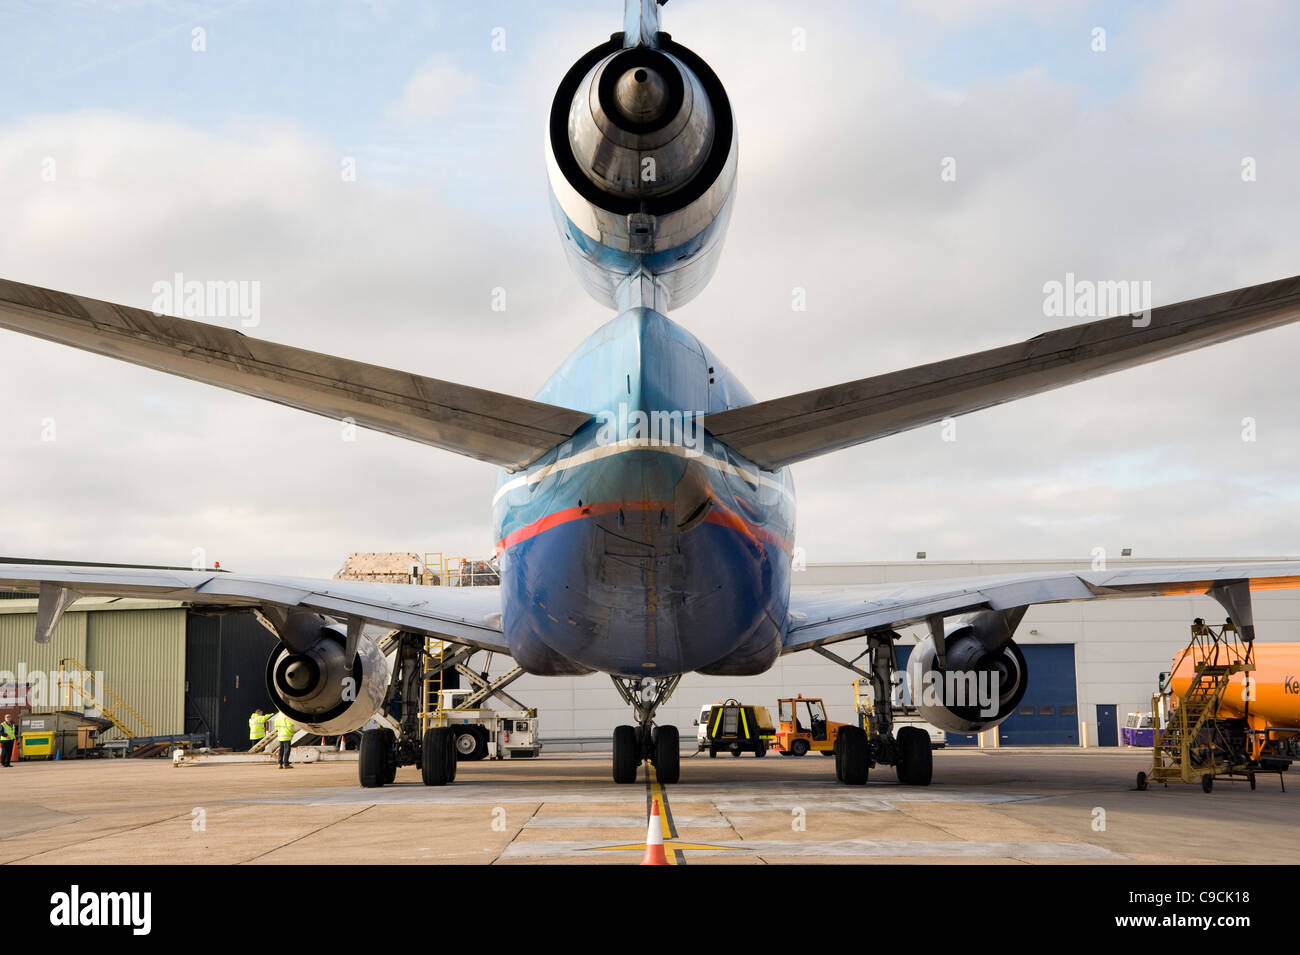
[905,611,1029,734]
[546,34,737,310]
[264,615,391,736]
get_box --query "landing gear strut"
[610,675,682,784]
[817,635,933,787]
[358,632,533,789]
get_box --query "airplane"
[1,0,1299,789]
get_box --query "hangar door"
[996,644,1078,746]
[896,643,1079,746]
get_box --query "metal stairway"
[1149,619,1253,786]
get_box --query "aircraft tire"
[613,725,639,783]
[359,729,387,788]
[421,727,454,786]
[895,726,932,786]
[655,725,680,783]
[839,726,869,785]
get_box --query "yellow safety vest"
[275,714,295,742]
[249,713,268,740]
[0,722,13,741]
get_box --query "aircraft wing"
[783,561,1300,652]
[0,278,591,471]
[707,275,1300,470]
[0,562,509,654]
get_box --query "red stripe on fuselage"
[494,499,669,554]
[494,498,791,555]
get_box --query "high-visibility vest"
[275,714,295,742]
[0,722,13,741]
[249,713,268,740]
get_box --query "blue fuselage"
[492,308,795,677]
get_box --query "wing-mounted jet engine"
[263,611,391,736]
[906,610,1030,734]
[546,13,737,310]
[813,609,1029,787]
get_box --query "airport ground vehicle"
[1138,618,1296,793]
[695,704,711,750]
[698,700,774,757]
[438,690,541,762]
[773,696,850,757]
[1122,712,1157,746]
[890,712,946,749]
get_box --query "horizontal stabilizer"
[707,275,1300,469]
[0,278,591,470]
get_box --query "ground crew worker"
[274,711,296,769]
[0,716,15,767]
[248,709,270,751]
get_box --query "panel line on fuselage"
[491,438,793,507]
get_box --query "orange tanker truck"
[1162,632,1300,778]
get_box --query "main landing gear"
[817,636,933,787]
[610,675,682,784]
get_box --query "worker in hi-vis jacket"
[273,711,296,769]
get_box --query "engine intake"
[265,613,391,735]
[905,611,1029,734]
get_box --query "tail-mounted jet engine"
[546,32,737,310]
[264,612,391,736]
[905,610,1029,734]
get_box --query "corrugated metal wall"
[85,609,186,739]
[0,611,88,708]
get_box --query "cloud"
[0,108,597,575]
[0,0,1296,581]
[385,56,478,123]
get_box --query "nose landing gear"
[610,675,682,784]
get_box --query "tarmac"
[0,747,1293,865]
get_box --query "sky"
[0,0,1296,577]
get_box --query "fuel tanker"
[1167,641,1300,769]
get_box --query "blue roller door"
[997,644,1078,745]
